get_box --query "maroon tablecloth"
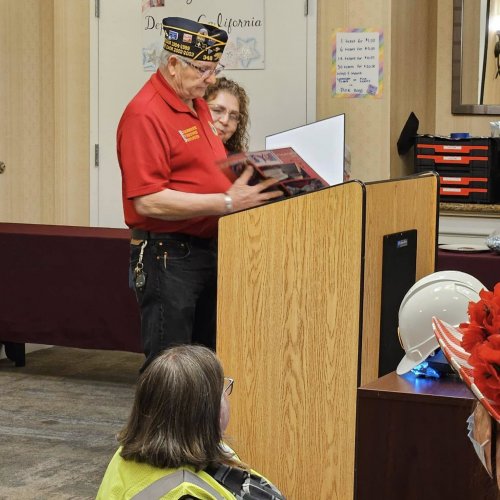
[4,223,497,355]
[0,223,141,352]
[436,248,500,290]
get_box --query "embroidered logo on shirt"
[209,122,219,136]
[178,126,200,143]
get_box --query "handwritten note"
[332,29,383,98]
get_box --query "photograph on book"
[219,147,328,200]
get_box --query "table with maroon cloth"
[436,248,500,290]
[2,223,499,367]
[0,223,141,366]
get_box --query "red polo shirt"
[117,70,231,238]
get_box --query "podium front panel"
[217,182,364,500]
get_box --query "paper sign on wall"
[332,29,383,98]
[142,0,265,71]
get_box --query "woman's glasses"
[208,104,240,124]
[223,377,234,396]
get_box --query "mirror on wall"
[452,0,500,114]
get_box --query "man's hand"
[133,166,282,220]
[226,166,282,212]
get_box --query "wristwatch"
[223,193,233,213]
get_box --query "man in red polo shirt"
[117,17,280,370]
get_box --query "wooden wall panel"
[389,1,437,179]
[0,1,489,224]
[0,0,89,226]
[0,1,54,223]
[53,0,90,225]
[316,0,392,183]
[217,183,364,499]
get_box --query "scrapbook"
[219,147,329,199]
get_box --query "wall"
[317,0,392,182]
[0,0,89,226]
[316,0,500,182]
[53,0,90,225]
[317,0,443,182]
[1,0,495,223]
[435,0,498,136]
[389,1,437,178]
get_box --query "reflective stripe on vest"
[131,468,226,500]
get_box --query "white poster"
[265,115,345,186]
[142,0,265,71]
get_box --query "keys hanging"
[134,240,148,289]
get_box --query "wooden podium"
[216,174,438,499]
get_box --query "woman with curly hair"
[205,77,250,154]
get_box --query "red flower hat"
[432,283,500,422]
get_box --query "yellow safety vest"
[97,448,238,499]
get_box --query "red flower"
[469,340,500,405]
[460,284,500,405]
[467,293,490,326]
[483,300,500,336]
[460,323,488,352]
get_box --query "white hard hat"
[396,271,485,375]
[407,270,485,294]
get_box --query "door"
[0,2,54,224]
[0,0,89,226]
[93,0,317,228]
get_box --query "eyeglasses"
[208,104,240,124]
[179,57,224,79]
[223,377,234,396]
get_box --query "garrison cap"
[162,17,228,62]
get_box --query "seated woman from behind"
[97,344,286,499]
[205,77,250,154]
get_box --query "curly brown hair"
[205,77,250,153]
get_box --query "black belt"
[131,229,216,249]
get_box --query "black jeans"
[129,234,217,371]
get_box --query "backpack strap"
[205,464,286,500]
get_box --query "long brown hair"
[118,345,241,471]
[205,77,250,153]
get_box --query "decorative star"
[236,38,261,68]
[142,43,160,71]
